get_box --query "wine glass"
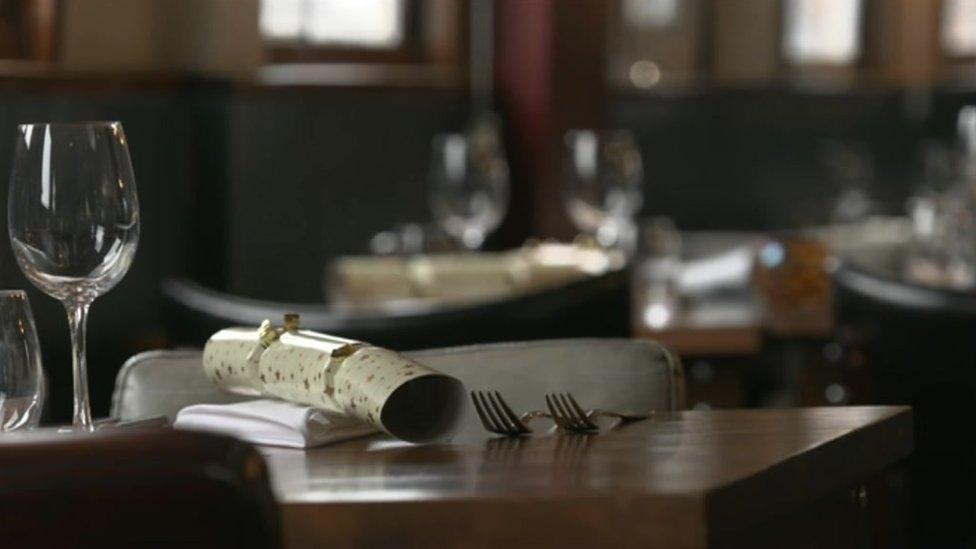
[563,130,644,252]
[8,122,139,431]
[0,290,44,431]
[428,131,509,251]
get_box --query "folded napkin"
[174,399,377,448]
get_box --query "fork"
[471,390,537,436]
[545,393,653,433]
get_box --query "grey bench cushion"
[112,339,684,438]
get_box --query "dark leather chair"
[161,272,630,350]
[833,242,976,546]
[0,428,280,548]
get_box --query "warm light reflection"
[643,302,673,329]
[629,60,662,89]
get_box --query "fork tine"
[548,393,583,432]
[477,391,506,434]
[545,394,569,429]
[492,391,531,434]
[486,391,520,434]
[470,391,499,433]
[477,391,508,434]
[550,393,581,430]
[554,394,584,430]
[563,393,599,430]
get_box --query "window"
[942,0,976,58]
[258,0,466,67]
[783,0,863,65]
[261,0,407,49]
[622,0,679,29]
[261,0,405,48]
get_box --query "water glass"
[821,141,875,224]
[634,218,681,329]
[0,290,44,432]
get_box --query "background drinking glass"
[428,129,509,251]
[634,217,681,330]
[821,141,876,224]
[0,290,44,432]
[8,122,139,431]
[563,130,644,253]
[904,109,976,289]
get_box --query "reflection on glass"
[261,0,405,47]
[563,130,644,252]
[428,127,509,251]
[783,0,863,64]
[8,122,140,431]
[0,291,43,432]
[942,0,976,57]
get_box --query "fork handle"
[587,409,652,421]
[519,410,552,422]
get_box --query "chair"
[112,339,684,440]
[161,273,630,351]
[833,242,976,546]
[0,428,280,548]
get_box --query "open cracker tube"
[203,317,464,443]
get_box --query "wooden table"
[263,406,912,548]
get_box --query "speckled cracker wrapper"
[203,327,464,442]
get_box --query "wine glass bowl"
[0,290,44,432]
[563,130,644,250]
[428,132,509,251]
[8,122,139,430]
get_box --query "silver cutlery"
[471,390,557,436]
[473,390,653,436]
[545,393,652,433]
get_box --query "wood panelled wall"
[494,0,976,238]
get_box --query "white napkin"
[679,246,755,295]
[174,399,377,448]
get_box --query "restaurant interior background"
[2,0,976,541]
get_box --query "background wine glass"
[8,122,139,431]
[0,290,44,431]
[428,130,509,251]
[563,130,644,252]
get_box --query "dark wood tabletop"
[262,406,912,548]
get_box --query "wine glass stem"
[65,301,93,431]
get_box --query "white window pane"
[623,0,679,28]
[943,0,976,57]
[784,0,862,64]
[261,0,303,39]
[304,0,404,47]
